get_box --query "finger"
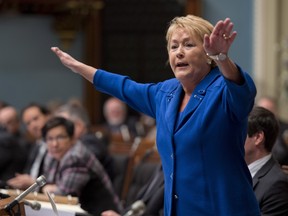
[51,47,58,52]
[51,47,62,56]
[203,34,211,50]
[212,20,225,37]
[227,31,237,43]
[223,22,234,38]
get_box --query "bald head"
[256,97,277,115]
[103,98,127,126]
[0,106,20,134]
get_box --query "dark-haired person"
[245,106,288,215]
[7,103,50,190]
[53,102,114,181]
[41,116,122,215]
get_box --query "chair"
[120,138,161,203]
[124,161,160,207]
[110,154,130,198]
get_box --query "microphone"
[123,200,146,216]
[23,200,41,211]
[4,175,46,213]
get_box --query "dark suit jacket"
[0,132,28,182]
[124,164,164,216]
[272,120,288,165]
[253,157,288,216]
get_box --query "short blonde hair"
[166,15,214,50]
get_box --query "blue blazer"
[94,67,260,216]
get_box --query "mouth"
[176,62,189,68]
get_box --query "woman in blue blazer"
[51,14,260,216]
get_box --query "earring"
[207,58,212,65]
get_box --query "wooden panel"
[0,0,202,125]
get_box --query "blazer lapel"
[173,69,221,132]
[252,157,275,188]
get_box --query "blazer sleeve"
[222,65,257,122]
[93,69,160,118]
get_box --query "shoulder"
[61,141,95,165]
[160,78,179,90]
[260,159,288,184]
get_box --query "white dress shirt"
[248,154,271,178]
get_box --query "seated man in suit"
[7,103,50,190]
[245,106,288,215]
[41,116,122,216]
[101,164,164,216]
[0,105,32,182]
[0,130,28,183]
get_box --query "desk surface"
[25,201,90,216]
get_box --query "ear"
[254,131,265,146]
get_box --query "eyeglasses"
[45,135,69,144]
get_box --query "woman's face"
[168,28,210,83]
[45,125,73,161]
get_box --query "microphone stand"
[4,175,46,216]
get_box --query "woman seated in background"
[41,116,122,215]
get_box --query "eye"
[170,44,178,50]
[185,43,195,48]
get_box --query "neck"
[245,151,270,165]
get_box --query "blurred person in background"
[53,101,114,180]
[0,106,22,136]
[7,103,50,190]
[42,116,122,215]
[0,129,28,184]
[0,106,31,183]
[0,105,32,146]
[100,97,139,142]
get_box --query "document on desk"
[25,200,85,216]
[24,191,88,216]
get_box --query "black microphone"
[123,200,146,216]
[4,175,46,213]
[23,200,41,211]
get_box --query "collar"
[248,154,271,178]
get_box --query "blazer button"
[174,194,178,199]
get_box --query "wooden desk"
[0,190,89,216]
[0,189,78,205]
[0,197,25,216]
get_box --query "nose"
[176,46,184,58]
[47,138,59,147]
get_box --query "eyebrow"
[170,36,193,43]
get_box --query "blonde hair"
[166,15,214,50]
